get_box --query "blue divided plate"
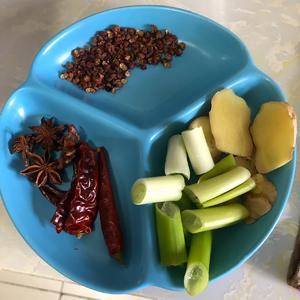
[0,5,296,294]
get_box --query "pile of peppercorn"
[11,117,123,262]
[60,25,186,93]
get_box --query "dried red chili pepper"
[56,125,80,170]
[39,184,67,206]
[63,143,99,236]
[51,190,72,233]
[97,147,123,262]
[51,169,78,233]
[50,159,79,233]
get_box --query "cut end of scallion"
[131,181,146,204]
[131,175,185,205]
[182,211,202,233]
[155,202,187,266]
[184,262,209,296]
[157,202,177,218]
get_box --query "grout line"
[1,268,67,283]
[58,281,64,300]
[130,293,159,300]
[62,281,156,300]
[1,269,157,300]
[0,280,61,294]
[61,290,156,300]
[61,292,99,300]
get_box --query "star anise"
[30,117,65,150]
[11,135,33,166]
[20,152,62,187]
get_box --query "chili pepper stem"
[76,233,85,239]
[112,252,124,264]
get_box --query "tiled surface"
[62,282,109,299]
[0,0,300,300]
[0,282,60,300]
[61,296,88,300]
[62,282,151,300]
[0,269,62,292]
[0,270,151,300]
[0,199,68,281]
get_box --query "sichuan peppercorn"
[60,25,186,93]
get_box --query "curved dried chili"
[39,184,67,206]
[63,143,99,235]
[51,163,78,233]
[51,187,74,233]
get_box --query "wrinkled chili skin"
[51,165,78,233]
[63,143,99,235]
[51,189,74,233]
[98,147,123,260]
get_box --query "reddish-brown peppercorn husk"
[60,25,186,93]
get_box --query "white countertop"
[1,1,300,299]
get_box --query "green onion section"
[131,175,185,205]
[155,202,187,266]
[181,127,214,175]
[198,154,236,183]
[201,178,256,208]
[182,203,249,233]
[184,166,250,205]
[176,193,194,211]
[165,134,190,179]
[184,231,212,296]
[176,193,194,247]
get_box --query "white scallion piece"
[165,134,190,179]
[182,127,214,175]
[131,175,185,205]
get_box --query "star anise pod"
[20,151,62,187]
[11,135,33,166]
[30,117,65,151]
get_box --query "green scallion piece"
[198,154,236,183]
[182,203,249,233]
[201,178,255,208]
[155,202,187,266]
[184,231,212,296]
